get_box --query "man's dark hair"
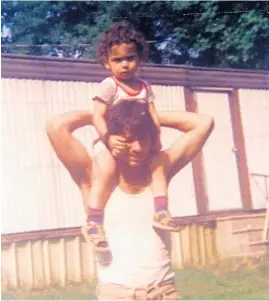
[106,101,157,144]
[96,21,149,65]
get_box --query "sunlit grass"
[2,257,269,300]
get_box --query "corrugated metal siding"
[1,79,196,234]
[2,79,94,234]
[239,89,269,209]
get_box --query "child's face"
[104,43,140,82]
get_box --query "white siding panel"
[239,89,269,209]
[2,79,196,234]
[153,85,197,216]
[196,92,242,210]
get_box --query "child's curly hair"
[96,21,149,65]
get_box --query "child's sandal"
[153,210,180,232]
[81,222,110,252]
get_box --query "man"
[46,101,214,300]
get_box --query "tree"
[165,1,269,69]
[1,1,103,57]
[1,1,269,69]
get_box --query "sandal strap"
[155,210,172,222]
[155,210,177,227]
[86,222,108,246]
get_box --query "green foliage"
[1,1,269,69]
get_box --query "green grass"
[2,258,269,300]
[2,284,96,300]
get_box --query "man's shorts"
[93,139,107,157]
[96,279,180,300]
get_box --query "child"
[85,22,179,252]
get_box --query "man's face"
[117,130,152,167]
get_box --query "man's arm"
[159,111,214,181]
[46,110,93,189]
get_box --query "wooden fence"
[2,211,268,290]
[2,222,217,289]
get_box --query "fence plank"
[1,243,18,288]
[16,241,34,289]
[32,240,45,288]
[65,236,82,283]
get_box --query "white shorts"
[93,139,107,157]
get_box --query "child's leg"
[150,153,179,231]
[89,149,116,208]
[84,147,116,251]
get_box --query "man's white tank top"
[95,186,174,288]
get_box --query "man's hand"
[108,135,128,157]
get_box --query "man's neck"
[117,163,151,194]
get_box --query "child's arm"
[145,81,161,136]
[148,102,162,150]
[92,100,110,144]
[93,101,127,156]
[92,78,116,144]
[148,102,160,132]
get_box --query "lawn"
[2,257,269,300]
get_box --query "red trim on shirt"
[112,76,144,97]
